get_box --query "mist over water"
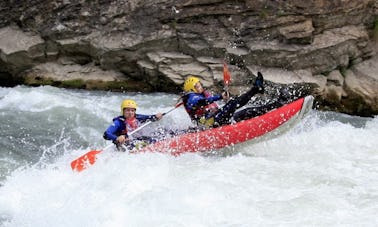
[1,86,377,226]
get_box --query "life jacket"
[125,117,141,132]
[115,116,128,136]
[182,91,219,123]
[110,116,152,150]
[124,116,146,139]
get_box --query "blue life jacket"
[182,91,222,121]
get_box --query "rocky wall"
[0,0,377,116]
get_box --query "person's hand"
[116,135,128,144]
[155,113,163,120]
[222,91,230,101]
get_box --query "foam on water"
[1,86,377,226]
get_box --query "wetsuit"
[103,114,158,142]
[183,90,222,123]
[232,100,284,122]
[183,86,262,127]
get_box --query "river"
[0,85,377,226]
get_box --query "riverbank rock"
[0,0,377,116]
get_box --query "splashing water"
[0,86,377,226]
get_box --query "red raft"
[138,95,314,155]
[71,95,314,172]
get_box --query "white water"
[0,86,377,226]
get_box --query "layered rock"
[0,0,377,116]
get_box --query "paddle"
[70,102,183,172]
[223,62,231,99]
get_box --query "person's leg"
[233,100,284,122]
[213,72,264,125]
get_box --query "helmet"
[183,76,200,92]
[121,99,137,114]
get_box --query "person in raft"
[103,99,163,151]
[182,72,265,128]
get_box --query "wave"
[0,86,377,226]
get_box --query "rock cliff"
[0,0,377,116]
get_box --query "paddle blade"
[223,62,231,86]
[71,150,102,172]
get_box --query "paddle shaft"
[121,103,183,139]
[98,120,154,151]
[164,102,183,116]
[223,62,231,98]
[100,104,182,149]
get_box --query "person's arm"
[103,119,124,141]
[204,94,223,103]
[190,93,222,108]
[136,113,162,123]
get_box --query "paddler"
[182,72,265,128]
[103,99,163,150]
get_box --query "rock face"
[0,0,377,116]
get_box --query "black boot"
[232,71,265,107]
[214,72,265,125]
[253,71,264,94]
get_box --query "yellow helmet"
[121,99,137,114]
[183,76,200,92]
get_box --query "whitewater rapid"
[0,86,377,227]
